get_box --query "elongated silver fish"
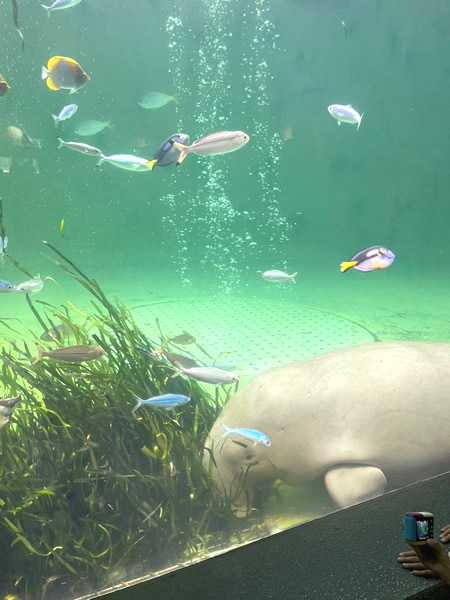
[57,138,104,157]
[32,344,105,366]
[172,130,249,166]
[171,364,238,385]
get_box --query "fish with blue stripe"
[132,393,190,413]
[221,423,271,447]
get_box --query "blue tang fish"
[153,133,189,167]
[221,423,271,447]
[0,279,16,293]
[340,246,396,273]
[132,393,190,413]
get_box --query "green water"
[0,0,449,598]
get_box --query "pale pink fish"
[172,130,249,166]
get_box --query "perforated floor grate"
[131,297,375,376]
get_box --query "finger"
[398,551,417,558]
[411,569,435,577]
[398,559,425,568]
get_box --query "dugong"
[204,342,450,514]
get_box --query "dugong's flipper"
[324,465,387,508]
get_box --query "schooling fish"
[138,91,177,109]
[41,0,83,17]
[132,393,190,413]
[97,154,157,172]
[172,130,250,166]
[75,120,111,136]
[52,103,78,127]
[42,56,90,94]
[0,73,11,97]
[153,133,189,168]
[15,276,44,295]
[172,365,238,386]
[57,138,104,157]
[32,344,105,366]
[0,279,16,293]
[221,423,271,447]
[328,104,363,130]
[340,246,396,273]
[262,270,297,284]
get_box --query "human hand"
[397,549,435,577]
[399,537,450,585]
[440,524,450,544]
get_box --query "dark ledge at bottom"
[97,472,450,600]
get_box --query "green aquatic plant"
[0,242,244,600]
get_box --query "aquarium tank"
[0,0,449,598]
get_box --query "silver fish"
[57,138,104,157]
[32,344,105,366]
[262,270,297,284]
[327,104,363,130]
[15,276,44,295]
[171,365,238,385]
[41,0,83,17]
[172,130,249,166]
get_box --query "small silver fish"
[172,130,250,166]
[41,0,83,17]
[32,344,105,366]
[172,365,238,385]
[57,138,104,157]
[262,270,297,284]
[52,103,78,127]
[15,276,44,295]
[97,154,157,172]
[327,104,363,130]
